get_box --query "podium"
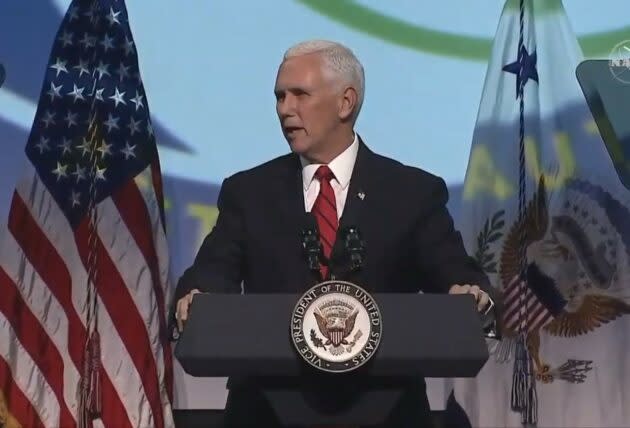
[175,293,489,426]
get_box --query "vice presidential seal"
[290,280,382,373]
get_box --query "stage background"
[0,0,627,410]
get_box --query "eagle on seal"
[314,309,358,348]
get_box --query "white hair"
[283,40,365,122]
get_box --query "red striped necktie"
[312,165,338,279]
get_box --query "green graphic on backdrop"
[297,0,630,61]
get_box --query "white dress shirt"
[300,133,359,219]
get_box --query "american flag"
[0,1,174,427]
[502,264,567,335]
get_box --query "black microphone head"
[301,212,323,272]
[340,223,365,272]
[301,212,319,239]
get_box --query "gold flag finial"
[0,390,22,428]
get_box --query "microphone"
[340,225,365,272]
[301,212,324,272]
[0,63,5,88]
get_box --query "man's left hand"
[449,284,491,313]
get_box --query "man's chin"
[288,139,309,155]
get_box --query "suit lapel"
[273,140,376,285]
[330,140,373,273]
[275,155,321,285]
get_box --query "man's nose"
[277,94,296,118]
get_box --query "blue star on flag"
[503,45,539,97]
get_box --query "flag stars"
[68,5,80,21]
[130,90,144,111]
[123,36,135,56]
[106,7,122,26]
[77,138,93,157]
[72,165,87,183]
[79,33,97,49]
[70,190,81,208]
[58,137,73,155]
[95,166,107,181]
[109,87,126,108]
[502,45,539,98]
[58,30,73,47]
[68,84,86,103]
[52,162,69,181]
[84,3,98,23]
[50,58,68,76]
[73,59,91,78]
[147,121,154,137]
[121,142,136,160]
[95,88,105,102]
[96,61,110,79]
[35,136,50,154]
[97,140,113,158]
[64,111,79,128]
[116,62,131,82]
[127,117,142,135]
[47,82,63,101]
[41,110,56,128]
[104,113,120,132]
[100,34,116,52]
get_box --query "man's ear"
[338,86,358,121]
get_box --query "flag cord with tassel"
[79,12,105,424]
[511,0,538,425]
[79,116,103,428]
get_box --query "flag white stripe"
[505,292,550,330]
[132,168,175,426]
[15,168,154,427]
[0,312,59,428]
[96,195,165,408]
[529,307,552,332]
[503,284,520,303]
[134,167,173,303]
[0,231,80,423]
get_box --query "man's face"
[274,53,342,159]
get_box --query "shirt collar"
[301,133,359,191]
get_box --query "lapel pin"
[357,191,365,200]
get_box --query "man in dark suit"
[173,40,498,427]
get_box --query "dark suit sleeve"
[168,176,246,338]
[413,176,503,336]
[414,176,492,294]
[174,176,246,300]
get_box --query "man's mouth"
[284,126,303,134]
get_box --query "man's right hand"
[176,289,201,332]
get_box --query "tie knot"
[315,165,335,183]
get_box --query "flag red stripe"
[503,288,522,309]
[75,220,165,428]
[503,288,537,322]
[0,268,75,428]
[112,179,173,402]
[529,307,552,332]
[9,192,132,428]
[502,299,526,325]
[528,303,545,324]
[0,353,45,428]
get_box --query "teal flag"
[454,0,630,426]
